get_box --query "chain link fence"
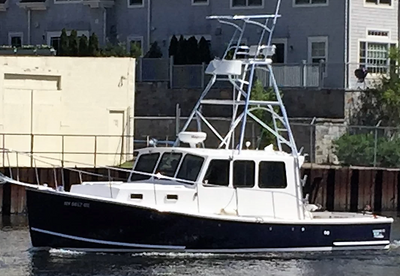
[134,116,400,168]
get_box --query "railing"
[0,133,136,168]
[2,121,397,169]
[136,58,388,90]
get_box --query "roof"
[136,146,297,161]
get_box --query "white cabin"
[70,146,305,221]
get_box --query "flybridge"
[175,1,298,157]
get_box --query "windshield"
[155,153,182,177]
[176,154,204,183]
[129,153,160,181]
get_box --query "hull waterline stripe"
[30,227,186,250]
[31,244,390,253]
[333,240,390,247]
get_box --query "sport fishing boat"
[0,0,393,252]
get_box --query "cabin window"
[233,160,255,188]
[155,152,182,178]
[203,160,230,186]
[130,153,160,181]
[176,154,204,183]
[259,161,287,188]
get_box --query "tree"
[333,133,400,168]
[58,28,69,56]
[175,35,187,65]
[78,35,89,56]
[168,35,178,60]
[101,42,127,57]
[198,36,212,64]
[130,41,142,58]
[88,33,100,56]
[68,30,79,56]
[186,36,199,64]
[333,133,375,167]
[144,41,162,58]
[250,79,282,149]
[351,47,400,127]
[334,47,400,167]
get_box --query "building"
[0,0,398,89]
[0,56,135,167]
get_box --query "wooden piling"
[357,168,375,212]
[1,165,400,213]
[334,167,351,211]
[381,170,397,211]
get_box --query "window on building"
[203,160,230,187]
[365,0,391,5]
[155,152,182,178]
[359,42,396,74]
[128,0,143,7]
[231,0,263,8]
[11,37,22,48]
[50,37,61,52]
[308,37,327,64]
[129,153,160,181]
[176,154,204,183]
[272,43,285,63]
[8,33,23,48]
[368,30,389,37]
[294,0,328,5]
[192,0,208,5]
[272,39,287,63]
[308,36,328,75]
[233,161,255,188]
[259,161,287,189]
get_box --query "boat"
[0,0,393,252]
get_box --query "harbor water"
[1,213,400,276]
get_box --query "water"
[1,214,400,276]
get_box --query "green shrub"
[334,133,400,167]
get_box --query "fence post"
[2,133,5,167]
[201,62,205,89]
[318,60,325,89]
[309,117,316,163]
[175,103,181,136]
[94,135,97,168]
[373,120,382,167]
[170,55,174,88]
[30,134,34,167]
[139,57,143,82]
[302,60,307,87]
[61,135,65,168]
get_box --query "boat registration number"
[64,201,90,208]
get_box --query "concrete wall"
[134,82,351,164]
[0,56,135,167]
[135,82,345,118]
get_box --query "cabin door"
[197,159,238,215]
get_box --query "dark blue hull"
[26,189,392,252]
